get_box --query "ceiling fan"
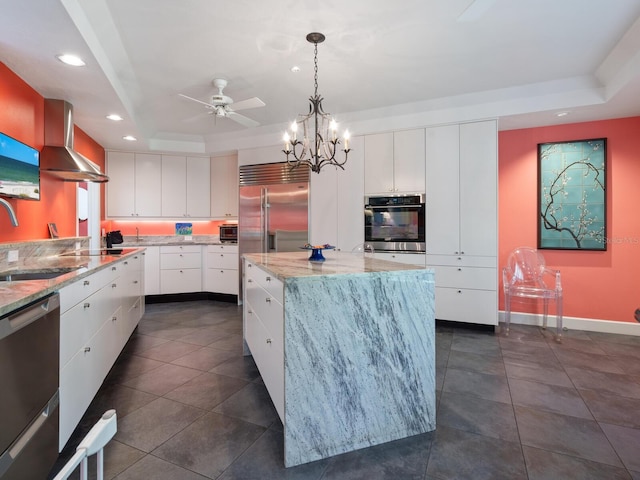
[179,78,265,127]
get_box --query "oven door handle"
[365,205,423,210]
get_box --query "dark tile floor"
[50,300,640,479]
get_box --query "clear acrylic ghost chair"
[503,247,563,342]
[351,243,375,257]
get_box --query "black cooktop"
[60,248,138,256]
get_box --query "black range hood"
[40,99,109,183]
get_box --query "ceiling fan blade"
[231,97,266,111]
[228,111,260,127]
[178,93,216,109]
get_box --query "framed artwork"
[48,222,59,239]
[538,138,606,250]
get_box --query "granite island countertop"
[243,251,429,281]
[0,248,145,317]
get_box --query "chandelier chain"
[313,42,319,97]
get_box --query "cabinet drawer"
[244,304,284,420]
[160,252,202,269]
[204,268,239,295]
[59,266,119,313]
[246,285,284,353]
[245,262,284,302]
[160,245,201,254]
[434,287,497,325]
[377,252,426,267]
[432,265,497,290]
[207,252,238,270]
[207,244,238,254]
[60,280,120,368]
[160,268,202,294]
[426,254,496,268]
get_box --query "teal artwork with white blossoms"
[538,138,606,250]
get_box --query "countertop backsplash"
[121,234,220,246]
[0,237,89,272]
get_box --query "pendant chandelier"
[282,32,351,174]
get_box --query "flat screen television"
[0,131,40,201]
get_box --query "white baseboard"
[499,311,640,337]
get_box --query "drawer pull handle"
[84,280,90,286]
[112,316,117,322]
[248,309,253,314]
[248,264,252,268]
[84,302,91,309]
[458,268,462,271]
[266,276,271,282]
[84,347,91,353]
[112,266,117,271]
[112,283,117,288]
[266,297,271,303]
[124,261,129,265]
[133,280,139,284]
[458,290,462,294]
[266,338,272,344]
[248,279,253,283]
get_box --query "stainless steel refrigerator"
[238,162,309,299]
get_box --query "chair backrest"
[506,247,546,282]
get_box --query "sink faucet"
[0,198,18,226]
[136,227,140,242]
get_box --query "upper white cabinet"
[107,152,161,217]
[211,154,238,219]
[107,151,230,219]
[425,121,497,257]
[309,135,365,251]
[161,155,210,218]
[364,129,425,194]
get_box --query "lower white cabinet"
[243,259,285,419]
[426,254,497,326]
[142,246,160,295]
[160,245,202,294]
[59,255,144,449]
[204,244,239,295]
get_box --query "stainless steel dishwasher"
[0,293,60,480]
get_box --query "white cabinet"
[161,155,211,218]
[211,154,238,219]
[204,244,239,295]
[309,136,365,251]
[243,259,285,420]
[59,254,144,449]
[160,245,202,294]
[364,129,425,194]
[106,152,161,217]
[425,120,498,326]
[142,246,160,295]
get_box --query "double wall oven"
[364,194,425,252]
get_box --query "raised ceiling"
[2,0,640,154]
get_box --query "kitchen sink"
[0,267,79,282]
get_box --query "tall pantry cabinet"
[425,120,498,326]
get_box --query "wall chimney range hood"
[40,99,109,183]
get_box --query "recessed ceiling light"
[56,54,86,66]
[290,66,300,73]
[556,111,569,117]
[106,114,123,121]
[123,135,137,141]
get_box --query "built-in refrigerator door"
[265,182,309,252]
[239,184,265,254]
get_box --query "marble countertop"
[243,251,430,281]
[0,248,145,317]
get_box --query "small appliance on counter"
[105,230,124,248]
[219,224,238,243]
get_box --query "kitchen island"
[242,251,436,467]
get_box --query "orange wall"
[104,220,227,236]
[0,61,105,241]
[499,116,640,323]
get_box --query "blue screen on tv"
[0,131,40,200]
